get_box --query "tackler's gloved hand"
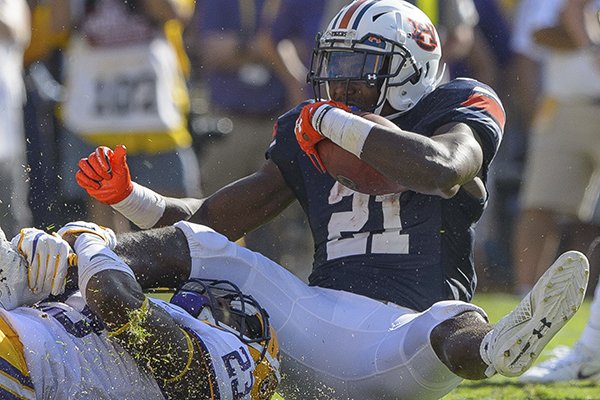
[76,145,134,205]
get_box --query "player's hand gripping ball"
[295,100,350,173]
[317,112,407,195]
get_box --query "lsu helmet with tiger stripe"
[171,278,280,400]
[309,0,443,114]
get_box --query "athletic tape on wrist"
[74,234,136,302]
[174,220,229,280]
[316,107,377,158]
[111,183,166,229]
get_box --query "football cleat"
[480,251,589,377]
[519,342,600,382]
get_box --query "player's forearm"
[155,197,204,227]
[361,123,482,198]
[188,166,296,241]
[88,270,205,398]
[86,270,147,330]
[111,184,202,230]
[77,234,204,395]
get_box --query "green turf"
[443,293,597,400]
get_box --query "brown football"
[316,113,406,195]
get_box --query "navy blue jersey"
[267,78,504,311]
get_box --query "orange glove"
[295,100,350,173]
[76,145,134,205]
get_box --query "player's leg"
[430,310,491,379]
[513,99,591,295]
[431,251,589,379]
[176,222,492,399]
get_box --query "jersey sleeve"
[426,78,505,180]
[266,102,309,178]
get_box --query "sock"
[479,331,497,377]
[578,279,600,354]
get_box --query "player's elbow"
[433,146,482,198]
[421,160,468,199]
[429,170,462,199]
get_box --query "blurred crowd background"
[2,0,600,293]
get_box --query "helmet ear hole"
[423,62,431,78]
[409,68,422,84]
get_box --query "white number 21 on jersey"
[326,183,409,260]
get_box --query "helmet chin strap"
[374,79,389,115]
[433,62,447,88]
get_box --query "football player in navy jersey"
[74,1,590,398]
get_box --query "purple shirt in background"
[450,0,512,78]
[268,0,327,66]
[199,0,287,115]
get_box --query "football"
[316,113,406,195]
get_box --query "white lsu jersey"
[0,292,257,400]
[153,297,258,400]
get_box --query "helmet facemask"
[171,278,281,399]
[309,31,420,114]
[170,278,272,361]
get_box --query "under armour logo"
[366,74,377,81]
[532,318,552,339]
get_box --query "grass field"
[270,292,598,400]
[443,292,598,400]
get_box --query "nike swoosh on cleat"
[577,367,600,380]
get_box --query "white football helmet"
[309,0,443,114]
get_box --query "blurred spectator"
[496,0,552,292]
[450,0,512,88]
[513,0,600,295]
[256,0,328,108]
[520,0,600,384]
[51,0,199,231]
[195,0,326,279]
[196,0,289,196]
[0,0,32,237]
[449,0,515,291]
[430,0,479,67]
[23,0,67,229]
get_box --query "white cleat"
[520,342,600,383]
[480,251,590,377]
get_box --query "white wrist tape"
[74,234,136,302]
[174,220,230,280]
[312,106,376,158]
[111,183,166,229]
